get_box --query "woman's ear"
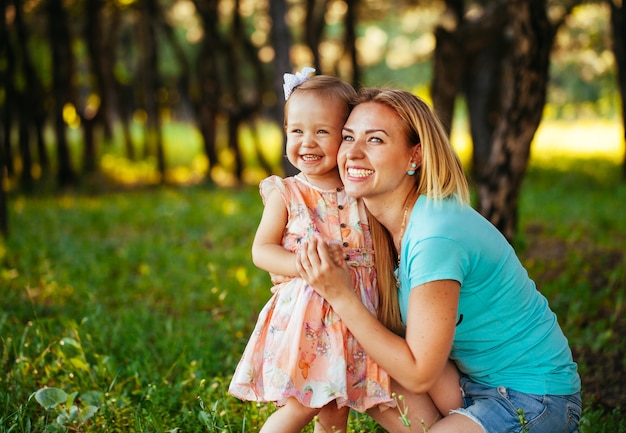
[413,143,422,166]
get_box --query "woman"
[296,88,581,433]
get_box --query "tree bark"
[108,7,136,160]
[14,0,49,177]
[305,0,328,72]
[609,0,626,179]
[0,0,9,237]
[431,26,465,136]
[47,0,76,187]
[139,0,166,181]
[476,0,556,242]
[431,0,573,242]
[1,0,15,178]
[344,0,360,88]
[269,0,296,176]
[82,0,111,173]
[220,0,264,183]
[192,0,221,181]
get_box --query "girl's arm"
[252,188,298,277]
[297,236,459,394]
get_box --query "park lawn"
[0,120,625,432]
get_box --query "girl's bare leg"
[314,403,350,433]
[259,398,320,433]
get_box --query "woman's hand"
[296,236,354,304]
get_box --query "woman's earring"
[407,162,417,176]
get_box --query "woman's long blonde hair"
[355,88,470,336]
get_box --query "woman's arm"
[252,189,298,277]
[297,236,459,394]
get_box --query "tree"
[269,0,296,177]
[192,0,222,181]
[0,0,7,237]
[48,0,77,187]
[431,0,577,242]
[81,0,114,174]
[138,0,167,182]
[609,0,626,178]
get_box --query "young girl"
[228,68,395,432]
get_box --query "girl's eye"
[369,136,383,143]
[342,135,354,142]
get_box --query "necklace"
[397,203,410,267]
[395,203,410,288]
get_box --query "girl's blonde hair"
[284,75,357,126]
[354,88,470,336]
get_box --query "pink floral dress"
[228,175,393,412]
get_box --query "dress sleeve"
[259,175,287,205]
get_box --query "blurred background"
[1,0,624,240]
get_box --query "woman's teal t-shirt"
[397,195,580,395]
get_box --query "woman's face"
[339,102,419,201]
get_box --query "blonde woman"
[297,88,581,433]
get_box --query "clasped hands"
[296,236,354,303]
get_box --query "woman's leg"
[314,403,350,433]
[367,368,481,433]
[429,360,463,416]
[259,398,320,433]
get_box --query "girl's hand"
[327,240,347,267]
[296,236,353,303]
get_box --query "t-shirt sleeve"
[406,236,469,290]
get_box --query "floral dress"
[228,175,393,412]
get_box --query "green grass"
[1,121,625,432]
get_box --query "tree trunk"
[108,7,136,160]
[465,36,508,178]
[82,0,110,173]
[476,0,555,242]
[0,0,9,237]
[431,1,507,140]
[1,0,15,179]
[192,0,221,181]
[609,0,626,179]
[431,26,465,136]
[18,107,33,190]
[269,0,296,176]
[139,0,166,181]
[431,0,569,242]
[344,0,360,89]
[305,0,328,72]
[0,132,7,236]
[48,0,76,187]
[220,0,264,183]
[14,0,49,177]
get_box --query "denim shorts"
[451,377,582,433]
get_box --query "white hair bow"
[283,66,316,100]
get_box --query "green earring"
[407,162,417,176]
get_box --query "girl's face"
[339,102,419,201]
[285,92,345,187]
